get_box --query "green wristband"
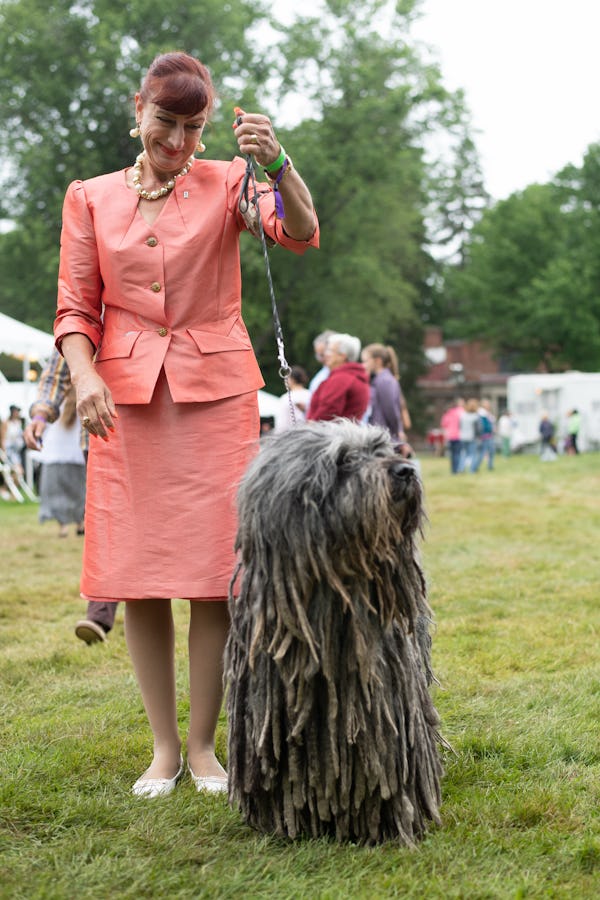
[264,146,286,173]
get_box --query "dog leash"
[237,133,297,426]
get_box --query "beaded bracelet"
[32,415,47,423]
[263,146,286,173]
[265,157,292,219]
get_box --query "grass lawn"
[1,452,599,899]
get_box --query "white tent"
[257,389,281,419]
[0,312,55,363]
[0,313,55,421]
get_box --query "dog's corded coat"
[225,420,443,845]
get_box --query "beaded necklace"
[132,151,194,201]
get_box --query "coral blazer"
[54,157,319,404]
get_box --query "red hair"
[140,52,215,116]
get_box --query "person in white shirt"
[274,366,312,432]
[38,387,85,538]
[307,330,335,398]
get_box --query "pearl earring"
[197,141,206,153]
[129,124,141,139]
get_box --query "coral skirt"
[81,370,259,602]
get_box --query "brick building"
[417,326,510,433]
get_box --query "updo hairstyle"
[140,52,216,117]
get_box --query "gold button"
[150,282,161,292]
[158,327,168,337]
[146,236,158,247]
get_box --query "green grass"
[1,453,599,899]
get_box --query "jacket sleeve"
[54,180,103,353]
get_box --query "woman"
[306,333,369,422]
[361,343,412,455]
[54,52,318,797]
[38,386,86,538]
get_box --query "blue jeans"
[473,437,495,471]
[459,440,477,472]
[449,440,462,474]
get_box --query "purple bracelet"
[270,158,289,219]
[32,415,47,423]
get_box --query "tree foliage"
[443,145,600,372]
[0,0,267,221]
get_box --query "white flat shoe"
[188,765,228,794]
[132,756,184,798]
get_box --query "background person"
[497,410,515,458]
[458,397,480,473]
[307,329,335,398]
[24,348,117,644]
[306,333,369,422]
[440,398,464,474]
[565,409,581,454]
[38,386,86,538]
[539,411,557,461]
[361,343,413,456]
[2,405,25,479]
[274,366,311,432]
[472,397,496,472]
[54,51,318,798]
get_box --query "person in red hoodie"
[307,333,370,422]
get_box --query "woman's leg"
[124,598,181,780]
[186,600,230,778]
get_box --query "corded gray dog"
[225,419,443,845]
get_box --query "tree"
[441,145,600,372]
[424,90,490,267]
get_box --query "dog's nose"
[389,460,415,480]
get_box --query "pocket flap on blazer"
[187,316,252,354]
[95,331,141,362]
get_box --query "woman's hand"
[72,369,118,440]
[232,107,317,242]
[60,333,117,440]
[233,108,281,169]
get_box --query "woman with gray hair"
[306,333,369,422]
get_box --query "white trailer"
[507,371,600,452]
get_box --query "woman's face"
[324,342,347,370]
[361,351,376,374]
[135,96,207,177]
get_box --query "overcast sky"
[273,0,600,202]
[412,0,600,200]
